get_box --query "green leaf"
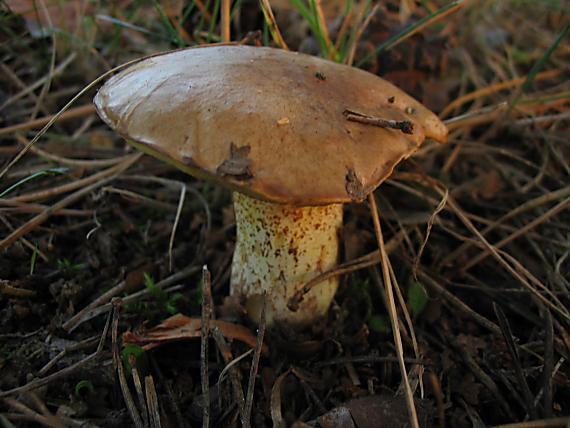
[408,281,428,318]
[368,314,390,333]
[166,293,183,315]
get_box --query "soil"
[1,1,568,427]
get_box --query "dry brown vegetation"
[0,1,569,427]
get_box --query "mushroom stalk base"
[231,192,343,327]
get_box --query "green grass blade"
[511,23,569,107]
[180,1,197,26]
[341,0,372,64]
[259,0,288,49]
[0,167,68,198]
[231,0,242,19]
[290,0,316,28]
[262,17,270,46]
[95,14,157,37]
[357,0,465,67]
[153,0,186,47]
[196,0,212,39]
[289,0,336,58]
[308,0,334,57]
[207,0,222,42]
[335,0,357,62]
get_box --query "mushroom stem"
[230,192,343,327]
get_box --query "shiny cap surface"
[95,45,447,205]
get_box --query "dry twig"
[0,153,141,250]
[243,294,266,427]
[0,307,112,398]
[368,193,419,428]
[201,266,213,428]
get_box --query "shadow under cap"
[94,45,448,206]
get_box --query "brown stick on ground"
[0,306,112,398]
[0,105,95,136]
[368,193,419,428]
[113,299,144,428]
[287,230,405,311]
[0,153,141,251]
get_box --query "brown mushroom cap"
[94,45,447,205]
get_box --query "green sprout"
[125,273,182,316]
[74,379,95,397]
[367,279,429,333]
[121,343,148,374]
[408,280,429,319]
[57,258,87,274]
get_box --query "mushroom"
[94,45,447,327]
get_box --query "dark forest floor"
[0,1,569,427]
